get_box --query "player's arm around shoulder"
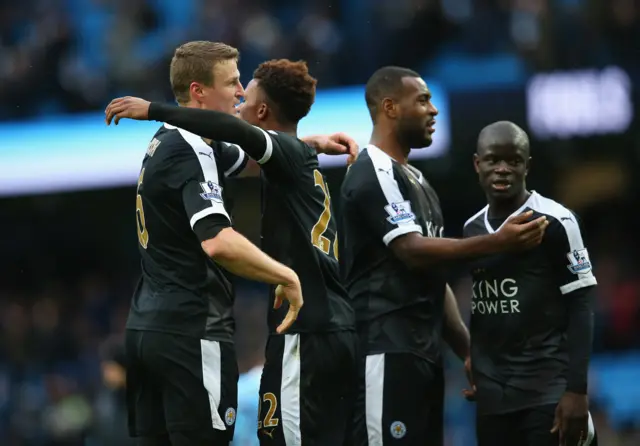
[232,132,358,178]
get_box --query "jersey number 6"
[311,169,338,259]
[136,168,149,249]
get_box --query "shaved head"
[477,121,530,155]
[474,121,531,205]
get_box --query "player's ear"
[382,98,398,119]
[257,103,268,121]
[525,156,532,177]
[473,153,480,174]
[189,82,205,103]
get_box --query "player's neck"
[488,189,531,219]
[182,100,215,144]
[263,121,297,137]
[370,128,409,164]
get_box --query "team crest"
[567,248,592,274]
[224,407,236,426]
[384,201,415,224]
[390,421,406,439]
[199,181,223,202]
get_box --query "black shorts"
[477,404,597,446]
[350,352,444,446]
[257,330,358,446]
[125,329,238,445]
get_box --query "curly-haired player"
[244,59,317,124]
[106,58,358,446]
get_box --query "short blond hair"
[169,41,239,104]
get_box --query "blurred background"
[1,0,639,445]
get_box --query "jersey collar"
[483,191,538,234]
[365,145,423,182]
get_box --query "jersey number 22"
[311,169,338,259]
[136,168,149,249]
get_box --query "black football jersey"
[144,104,355,335]
[463,191,597,414]
[254,130,355,333]
[340,145,447,363]
[126,123,247,341]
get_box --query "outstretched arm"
[105,98,358,168]
[389,212,547,267]
[149,103,272,162]
[105,97,276,162]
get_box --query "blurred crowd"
[1,0,640,120]
[1,0,640,445]
[0,276,269,446]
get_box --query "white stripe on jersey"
[254,127,274,164]
[367,145,423,246]
[222,142,246,177]
[163,123,231,227]
[528,193,598,294]
[463,205,488,228]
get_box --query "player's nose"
[493,160,511,173]
[236,83,246,98]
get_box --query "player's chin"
[414,135,433,148]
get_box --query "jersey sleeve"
[346,164,423,246]
[218,142,249,178]
[162,135,232,230]
[254,130,309,180]
[547,214,597,295]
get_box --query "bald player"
[463,121,598,446]
[339,68,549,446]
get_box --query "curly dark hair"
[253,59,317,125]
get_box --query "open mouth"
[491,179,512,191]
[427,119,436,134]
